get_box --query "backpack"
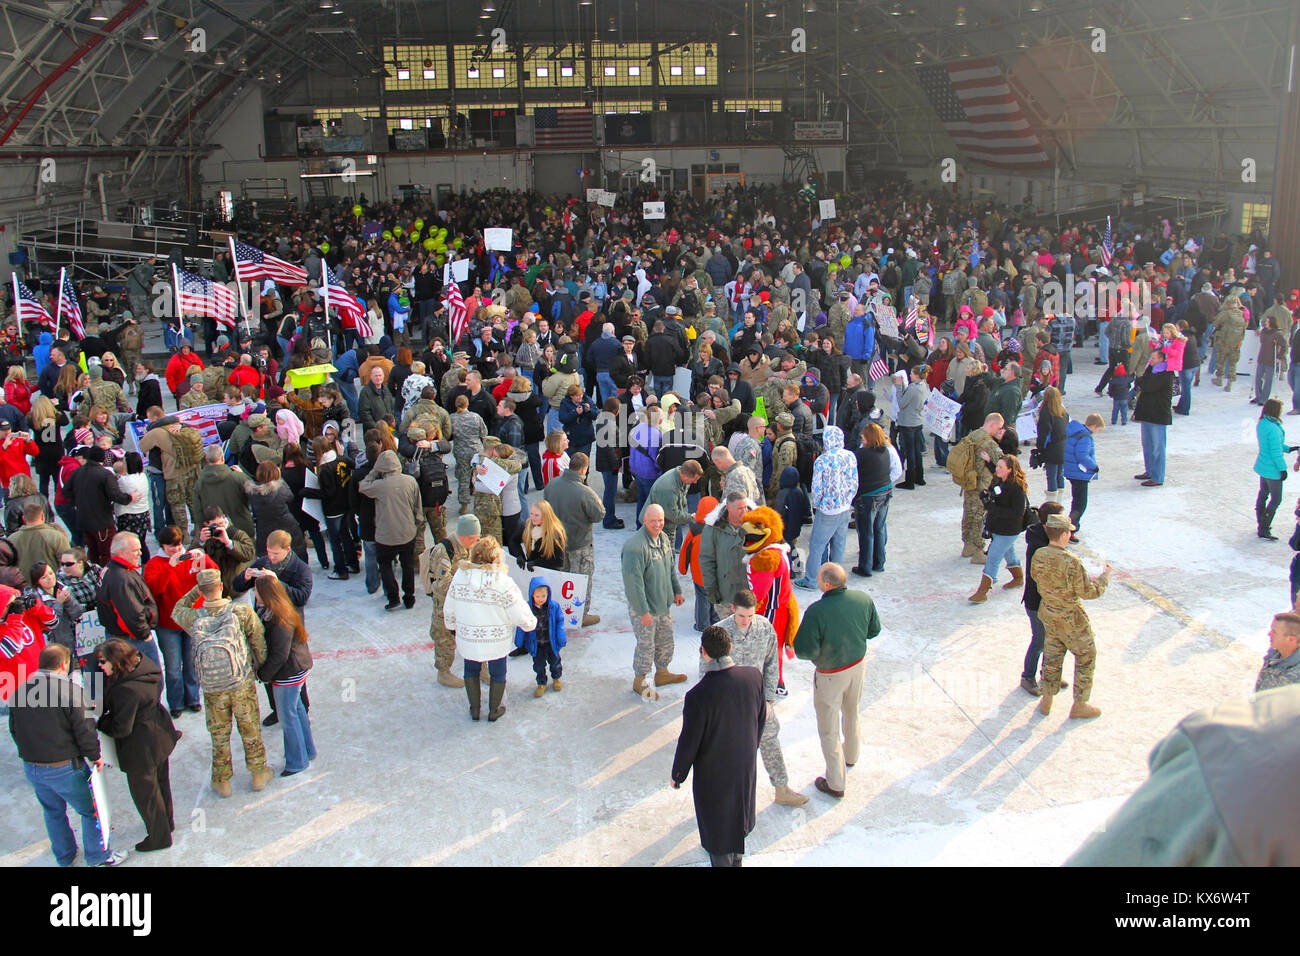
[171,426,204,472]
[882,264,900,288]
[946,435,977,490]
[191,604,253,693]
[785,433,818,491]
[416,450,450,507]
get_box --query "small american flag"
[1100,217,1113,267]
[231,238,308,285]
[904,298,919,334]
[445,280,469,347]
[869,358,890,382]
[535,106,594,149]
[11,276,54,330]
[322,263,371,338]
[175,267,239,328]
[58,271,85,340]
[915,58,1049,170]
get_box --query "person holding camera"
[197,507,256,597]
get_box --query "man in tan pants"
[792,562,882,798]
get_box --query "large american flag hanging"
[174,267,240,327]
[914,58,1049,170]
[231,238,308,285]
[534,106,594,149]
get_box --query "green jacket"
[620,526,681,616]
[698,513,748,605]
[192,464,255,541]
[985,377,1023,429]
[644,468,692,534]
[793,586,881,672]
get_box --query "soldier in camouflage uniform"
[950,414,1004,560]
[440,351,471,405]
[405,424,451,547]
[1032,514,1109,719]
[469,437,523,543]
[715,591,809,807]
[170,569,271,797]
[767,413,798,501]
[117,317,145,392]
[179,377,210,410]
[1211,295,1247,389]
[754,354,807,414]
[424,513,479,688]
[166,422,204,545]
[825,292,852,350]
[449,394,487,512]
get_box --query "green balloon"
[438,227,448,239]
[840,253,851,267]
[393,226,404,237]
[410,229,421,241]
[320,241,330,254]
[352,204,363,217]
[452,237,462,250]
[423,237,436,251]
[414,219,425,231]
[435,254,445,265]
[382,230,393,240]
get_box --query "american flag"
[231,238,308,285]
[915,58,1050,170]
[445,280,469,346]
[869,358,890,382]
[321,263,371,338]
[904,298,919,334]
[11,276,54,330]
[58,271,85,339]
[1100,217,1113,267]
[174,267,240,327]
[534,106,594,149]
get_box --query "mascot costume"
[739,506,798,694]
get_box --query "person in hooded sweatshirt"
[33,331,54,381]
[514,576,568,697]
[795,426,858,589]
[94,637,181,852]
[771,465,811,577]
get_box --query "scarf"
[276,409,305,446]
[701,655,735,672]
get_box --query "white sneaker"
[94,849,129,867]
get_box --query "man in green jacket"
[643,460,702,546]
[985,362,1023,427]
[621,504,685,700]
[793,562,881,799]
[192,445,255,542]
[699,493,751,623]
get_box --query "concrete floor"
[0,354,1283,867]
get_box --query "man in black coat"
[96,531,163,675]
[725,364,756,415]
[670,625,766,867]
[65,446,135,565]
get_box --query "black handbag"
[1289,522,1300,551]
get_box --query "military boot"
[1069,701,1101,719]
[250,767,273,792]
[1038,693,1053,715]
[774,785,810,807]
[961,543,978,558]
[211,777,232,798]
[655,666,687,686]
[487,682,507,722]
[633,674,659,700]
[466,679,481,721]
[437,668,466,689]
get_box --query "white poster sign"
[472,456,509,496]
[443,259,471,284]
[875,305,899,340]
[585,188,602,202]
[507,565,591,630]
[484,227,513,252]
[921,390,961,443]
[819,198,837,220]
[1015,396,1039,442]
[598,190,616,207]
[302,470,325,524]
[642,201,665,220]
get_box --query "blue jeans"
[1289,363,1300,413]
[1205,323,1217,374]
[932,434,949,467]
[597,371,618,406]
[545,408,562,433]
[147,471,172,543]
[601,469,621,526]
[898,425,924,481]
[1045,462,1065,492]
[526,443,544,490]
[1022,607,1046,681]
[1097,320,1110,363]
[983,532,1021,578]
[1140,422,1167,484]
[464,657,507,682]
[652,374,675,399]
[1058,349,1073,394]
[693,581,718,631]
[24,760,112,866]
[325,513,356,572]
[634,475,655,528]
[1174,368,1195,414]
[1111,397,1128,425]
[853,492,890,572]
[155,627,200,711]
[530,644,563,685]
[336,378,359,420]
[55,503,82,547]
[362,541,380,593]
[804,508,852,578]
[271,682,316,773]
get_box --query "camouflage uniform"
[441,365,467,405]
[630,612,674,675]
[565,545,595,617]
[954,430,1001,551]
[1212,301,1246,384]
[170,591,268,784]
[87,378,127,412]
[469,445,522,543]
[203,364,231,398]
[767,433,798,500]
[427,538,471,671]
[825,301,851,349]
[449,410,487,510]
[119,324,144,387]
[715,612,788,787]
[1032,545,1109,703]
[167,426,204,545]
[179,388,210,410]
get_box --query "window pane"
[536,66,549,77]
[492,67,505,78]
[396,68,410,80]
[423,68,436,79]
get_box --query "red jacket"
[227,365,261,393]
[0,434,37,486]
[4,380,31,417]
[0,584,57,703]
[142,552,219,631]
[165,352,205,394]
[54,455,79,507]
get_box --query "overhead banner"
[642,201,665,220]
[323,134,365,152]
[393,130,428,151]
[603,114,653,145]
[819,198,837,220]
[484,227,513,252]
[793,121,845,142]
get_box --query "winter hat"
[196,568,221,588]
[1044,513,1076,533]
[216,334,230,349]
[247,413,271,430]
[1004,337,1022,353]
[190,372,204,385]
[84,446,106,464]
[88,364,103,380]
[1114,363,1127,376]
[981,306,995,318]
[457,514,481,536]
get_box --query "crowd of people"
[4,179,1298,867]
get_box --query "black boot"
[487,681,507,722]
[465,679,481,721]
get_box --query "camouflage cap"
[775,411,795,428]
[1044,514,1076,533]
[196,568,221,587]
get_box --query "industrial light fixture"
[728,24,740,36]
[959,42,971,57]
[214,50,226,66]
[319,0,333,9]
[912,48,924,64]
[483,0,497,11]
[954,6,966,26]
[1029,0,1043,11]
[142,19,160,40]
[89,0,109,22]
[890,2,903,16]
[579,0,593,5]
[764,4,778,18]
[607,16,616,31]
[479,2,492,19]
[804,0,817,12]
[1178,3,1193,19]
[1016,32,1030,48]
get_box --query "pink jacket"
[1160,337,1186,372]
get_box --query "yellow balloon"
[393,226,404,237]
[423,237,436,251]
[382,230,393,240]
[320,241,330,254]
[435,254,445,266]
[438,227,448,239]
[351,204,363,217]
[414,219,425,231]
[452,237,462,249]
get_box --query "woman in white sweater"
[443,537,537,722]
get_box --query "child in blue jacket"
[514,576,567,696]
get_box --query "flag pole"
[229,235,252,339]
[171,263,183,345]
[320,258,332,354]
[10,274,19,337]
[54,267,64,339]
